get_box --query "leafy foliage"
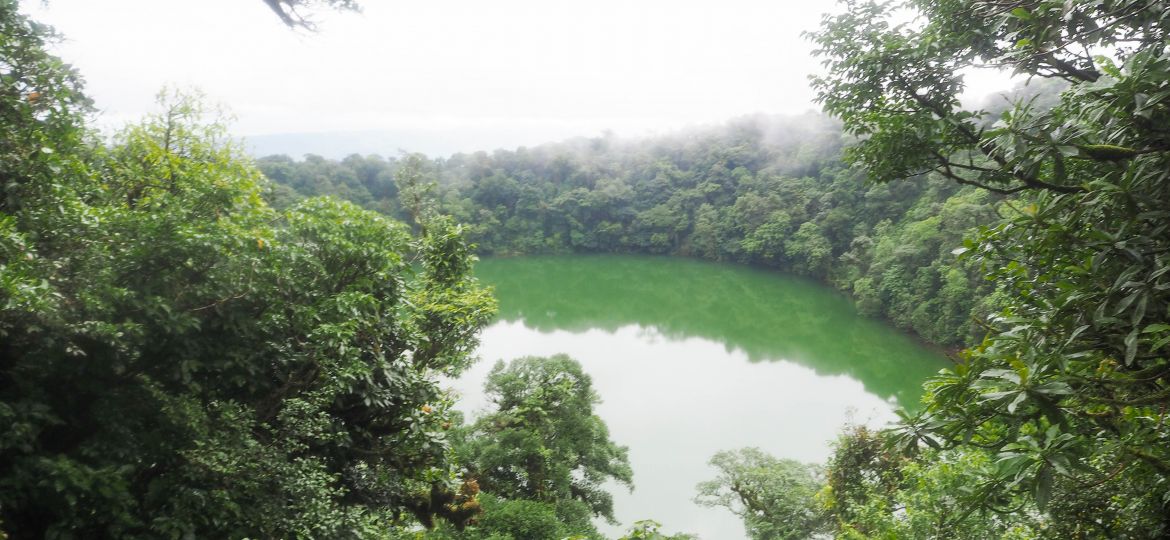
[809,0,1170,536]
[821,426,1040,539]
[617,520,695,540]
[416,355,631,539]
[417,492,600,540]
[260,117,1003,347]
[457,355,633,525]
[0,6,495,537]
[695,448,826,540]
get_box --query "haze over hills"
[10,0,1170,537]
[242,127,596,160]
[243,112,834,160]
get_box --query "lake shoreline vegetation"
[2,0,1169,538]
[257,115,1004,352]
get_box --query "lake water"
[446,255,947,539]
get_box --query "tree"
[458,355,633,524]
[395,152,440,234]
[261,122,997,349]
[784,221,832,276]
[810,0,1170,534]
[0,6,496,535]
[0,0,92,214]
[819,426,1040,539]
[618,520,696,540]
[695,448,826,540]
[262,0,360,29]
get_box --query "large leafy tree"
[616,520,696,540]
[0,3,495,537]
[694,448,826,540]
[810,0,1170,535]
[457,355,633,525]
[818,426,1040,538]
[697,432,1040,539]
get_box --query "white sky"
[22,0,1013,151]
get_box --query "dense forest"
[258,116,1002,348]
[0,3,641,539]
[3,0,1170,538]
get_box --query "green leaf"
[1124,328,1139,365]
[1034,466,1053,511]
[1008,391,1028,413]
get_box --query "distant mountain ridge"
[241,112,831,160]
[242,129,524,160]
[242,125,623,160]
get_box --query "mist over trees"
[256,0,1170,535]
[4,0,1170,538]
[259,113,1003,348]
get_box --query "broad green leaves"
[811,0,1170,535]
[0,9,495,534]
[458,355,632,527]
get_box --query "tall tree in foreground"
[0,4,495,537]
[698,432,1042,539]
[810,0,1170,535]
[455,355,633,537]
[617,520,696,540]
[694,448,826,540]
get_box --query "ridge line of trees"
[258,110,1028,349]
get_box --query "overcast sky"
[23,0,1011,153]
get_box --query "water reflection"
[475,255,947,409]
[450,256,949,539]
[456,323,903,540]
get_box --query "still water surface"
[448,255,947,539]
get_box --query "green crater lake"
[447,255,948,539]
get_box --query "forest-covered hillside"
[4,0,1170,538]
[258,115,1002,348]
[255,0,1170,536]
